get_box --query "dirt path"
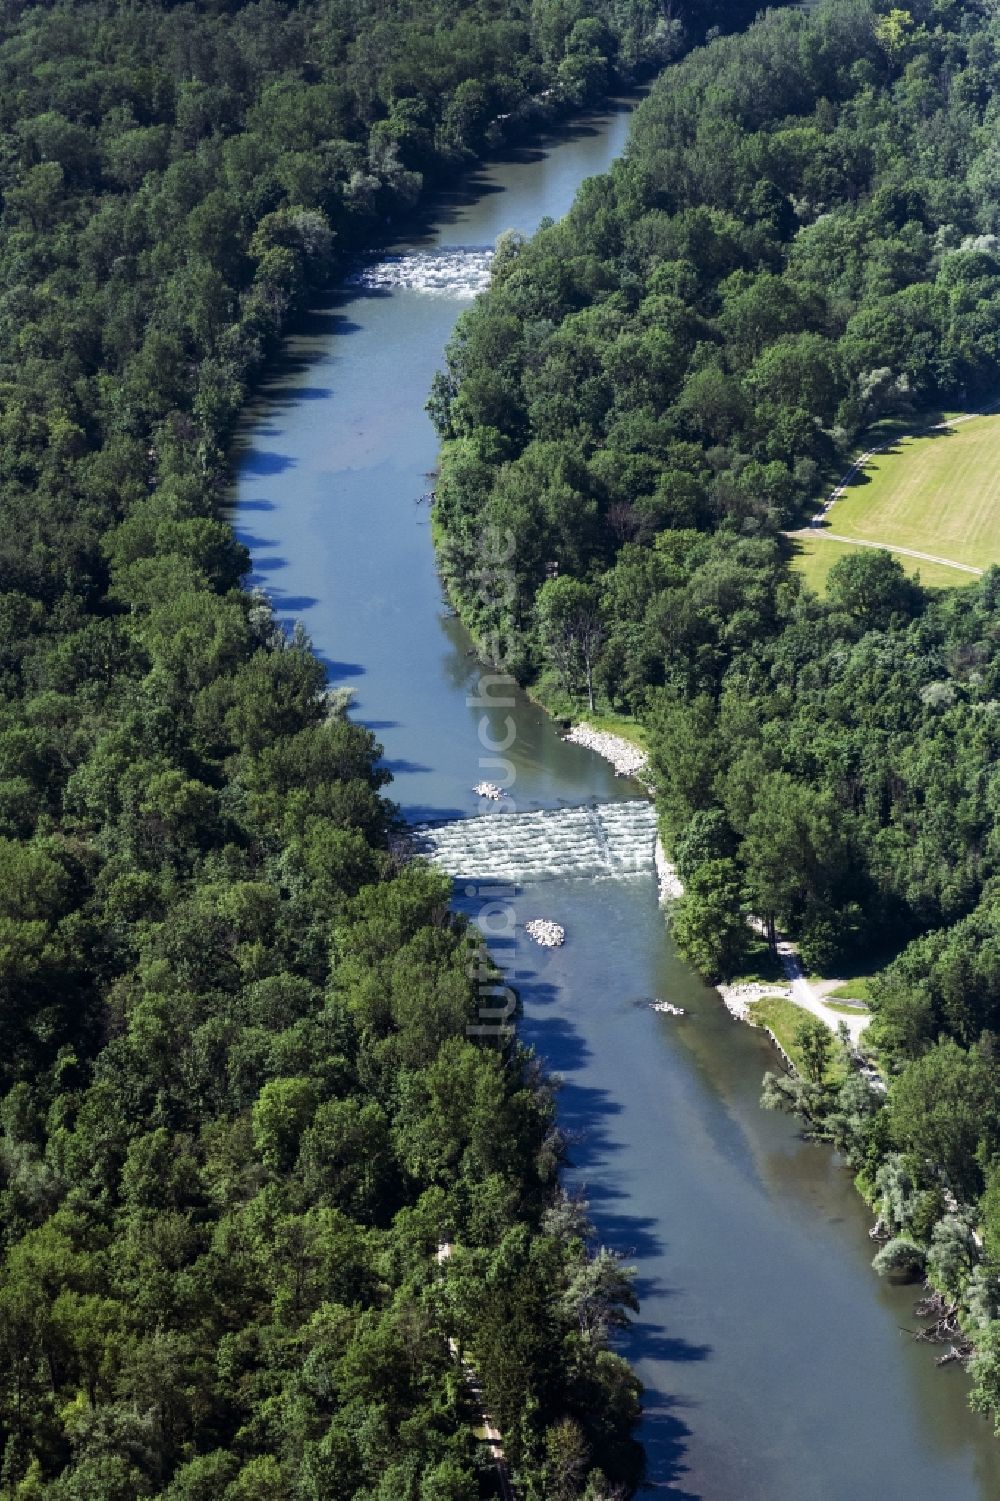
[774,942,886,1091]
[461,1359,514,1501]
[774,941,869,1046]
[437,1242,515,1501]
[814,398,1000,524]
[787,528,983,576]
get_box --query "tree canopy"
[0,0,764,1491]
[431,0,1000,1427]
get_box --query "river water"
[233,98,1000,1499]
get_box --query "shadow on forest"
[818,937,905,984]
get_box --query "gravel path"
[814,398,1000,523]
[788,528,983,576]
[437,1242,515,1500]
[774,941,870,1046]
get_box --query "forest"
[430,0,1000,1422]
[0,0,780,1495]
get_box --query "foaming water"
[413,799,658,882]
[234,95,1000,1499]
[347,246,494,296]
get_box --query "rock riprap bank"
[234,88,1000,1495]
[563,722,650,781]
[561,724,683,902]
[717,981,790,1022]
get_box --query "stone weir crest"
[410,800,659,884]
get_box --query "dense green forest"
[0,0,780,1495]
[430,0,1000,1421]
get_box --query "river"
[233,97,1000,1499]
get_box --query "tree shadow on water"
[271,594,319,614]
[236,528,278,552]
[635,1393,701,1499]
[417,176,508,235]
[249,555,288,578]
[293,383,336,398]
[403,803,469,824]
[296,302,367,338]
[240,449,297,476]
[261,384,333,403]
[516,992,710,1497]
[313,652,366,679]
[619,1267,711,1497]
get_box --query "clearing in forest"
[790,409,1000,593]
[790,533,976,595]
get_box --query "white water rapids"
[348,247,495,297]
[411,800,658,884]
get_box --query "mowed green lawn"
[828,414,1000,570]
[791,534,977,595]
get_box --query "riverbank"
[562,721,649,780]
[560,721,685,901]
[719,983,801,1073]
[557,725,864,1055]
[234,82,1000,1494]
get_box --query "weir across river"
[236,87,1000,1500]
[411,799,658,884]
